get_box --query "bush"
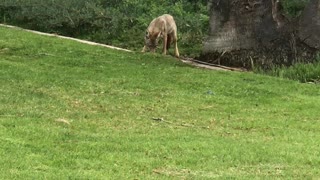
[0,0,112,36]
[282,0,310,18]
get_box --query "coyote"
[141,14,180,58]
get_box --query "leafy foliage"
[0,0,111,35]
[282,0,310,18]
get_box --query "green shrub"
[282,0,310,18]
[0,0,112,36]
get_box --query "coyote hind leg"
[166,35,171,50]
[173,33,179,58]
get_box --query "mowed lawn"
[1,26,320,179]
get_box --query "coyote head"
[144,31,161,52]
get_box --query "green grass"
[1,26,320,179]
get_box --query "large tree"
[201,0,320,69]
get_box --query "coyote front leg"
[173,34,179,57]
[141,45,147,52]
[162,33,168,55]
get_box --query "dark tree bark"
[201,0,320,69]
[204,0,270,52]
[299,0,320,49]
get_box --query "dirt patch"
[181,57,246,71]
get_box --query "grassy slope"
[1,27,320,179]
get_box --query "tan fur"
[141,14,179,58]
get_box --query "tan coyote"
[141,14,180,58]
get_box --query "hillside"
[1,26,320,179]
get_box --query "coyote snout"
[141,14,180,58]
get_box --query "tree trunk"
[204,0,271,52]
[201,0,319,69]
[299,0,320,49]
